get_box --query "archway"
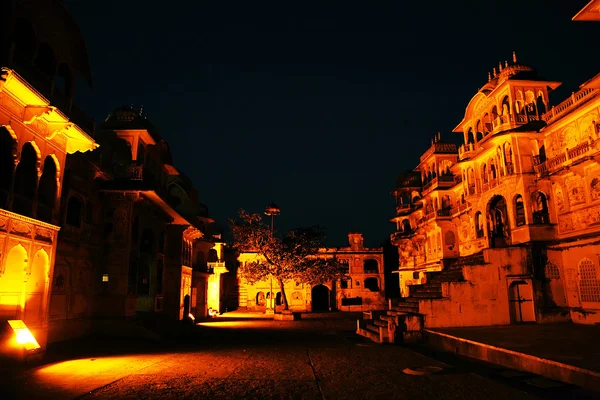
[13,142,38,217]
[24,249,49,324]
[0,244,28,319]
[488,195,510,248]
[508,280,535,323]
[0,127,16,208]
[311,285,329,311]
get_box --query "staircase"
[356,257,473,344]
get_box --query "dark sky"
[65,0,600,247]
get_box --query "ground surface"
[0,312,597,399]
[434,323,600,372]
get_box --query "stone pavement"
[0,313,595,399]
[426,323,600,391]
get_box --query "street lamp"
[264,203,280,314]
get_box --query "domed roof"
[479,53,542,93]
[103,106,163,142]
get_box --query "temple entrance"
[488,195,510,248]
[508,280,535,323]
[311,285,329,311]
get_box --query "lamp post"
[264,203,280,314]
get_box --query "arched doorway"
[311,285,329,311]
[488,195,510,248]
[508,280,535,323]
[0,244,28,319]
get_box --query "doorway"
[508,280,535,323]
[311,285,330,311]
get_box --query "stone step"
[392,306,419,314]
[380,314,401,322]
[373,319,387,327]
[356,326,380,343]
[411,292,442,299]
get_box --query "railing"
[437,208,452,219]
[543,87,598,125]
[568,141,590,160]
[459,143,475,159]
[506,163,515,175]
[534,139,592,176]
[396,203,412,215]
[128,165,144,180]
[451,202,470,216]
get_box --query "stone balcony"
[534,139,595,178]
[422,175,458,195]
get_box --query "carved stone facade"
[238,233,386,312]
[391,56,600,327]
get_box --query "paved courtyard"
[0,312,596,399]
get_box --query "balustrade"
[543,87,598,124]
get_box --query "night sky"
[64,0,600,247]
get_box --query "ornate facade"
[0,0,97,356]
[238,233,385,312]
[1,2,226,352]
[391,54,600,327]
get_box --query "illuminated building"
[0,1,97,356]
[238,233,385,312]
[573,0,600,21]
[391,54,600,327]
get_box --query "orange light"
[8,320,40,351]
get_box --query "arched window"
[501,96,511,115]
[13,143,38,217]
[208,249,218,263]
[476,120,483,141]
[490,162,497,180]
[475,212,484,238]
[65,196,83,227]
[491,106,499,122]
[515,195,525,226]
[363,259,378,273]
[481,164,488,184]
[504,143,514,174]
[578,259,600,303]
[467,128,474,144]
[12,19,36,65]
[532,192,550,224]
[364,277,379,292]
[0,127,16,208]
[36,156,57,223]
[402,219,411,233]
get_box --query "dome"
[103,106,163,143]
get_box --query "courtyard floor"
[0,312,596,399]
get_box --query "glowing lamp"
[8,320,40,351]
[188,313,195,322]
[102,274,109,282]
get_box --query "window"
[515,195,525,227]
[339,259,349,274]
[475,212,484,238]
[532,192,549,224]
[65,196,83,228]
[364,278,379,292]
[579,259,600,302]
[364,259,378,273]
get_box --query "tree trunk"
[278,278,289,311]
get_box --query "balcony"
[395,203,413,216]
[451,202,470,216]
[458,143,476,160]
[542,87,599,126]
[534,139,593,177]
[422,175,457,195]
